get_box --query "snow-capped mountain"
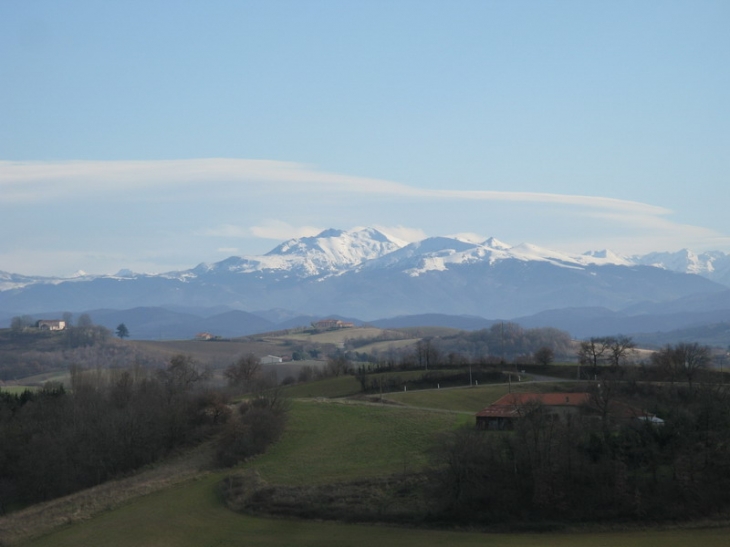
[188,227,405,279]
[358,235,635,277]
[1,228,729,322]
[0,271,96,291]
[632,249,730,286]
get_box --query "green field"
[23,473,730,547]
[0,386,36,395]
[252,400,469,484]
[385,383,514,412]
[282,375,363,398]
[11,379,730,546]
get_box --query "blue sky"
[1,1,729,276]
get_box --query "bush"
[214,393,289,467]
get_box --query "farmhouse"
[312,319,355,330]
[36,319,66,331]
[476,392,590,430]
[260,355,283,364]
[475,392,661,431]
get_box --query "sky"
[1,1,729,277]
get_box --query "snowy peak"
[636,249,709,275]
[632,249,730,285]
[483,236,511,251]
[265,227,404,269]
[581,249,632,266]
[190,227,405,279]
[5,229,730,292]
[359,236,642,277]
[358,236,482,273]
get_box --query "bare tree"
[158,354,211,397]
[224,354,262,390]
[534,346,555,366]
[577,337,612,379]
[326,353,351,377]
[606,336,636,369]
[416,338,440,370]
[651,342,712,389]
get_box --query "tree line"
[431,382,730,524]
[0,354,282,511]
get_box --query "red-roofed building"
[476,392,590,430]
[475,392,660,431]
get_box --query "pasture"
[19,398,730,547]
[8,376,730,547]
[23,475,730,547]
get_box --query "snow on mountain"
[581,249,632,266]
[189,227,406,279]
[635,249,714,275]
[2,229,729,321]
[632,249,730,286]
[482,237,511,251]
[358,236,631,277]
[0,271,85,291]
[3,229,730,297]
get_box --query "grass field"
[11,380,730,547]
[282,375,363,398]
[22,473,730,547]
[18,397,730,547]
[0,385,36,395]
[385,384,514,412]
[252,400,469,485]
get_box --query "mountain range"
[2,227,730,342]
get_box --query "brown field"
[279,327,391,345]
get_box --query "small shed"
[260,355,283,365]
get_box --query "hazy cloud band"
[0,158,670,217]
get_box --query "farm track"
[0,442,215,546]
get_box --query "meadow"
[6,376,730,546]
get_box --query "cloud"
[249,221,323,241]
[2,158,726,276]
[199,224,251,238]
[448,232,487,243]
[370,225,427,244]
[0,159,669,218]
